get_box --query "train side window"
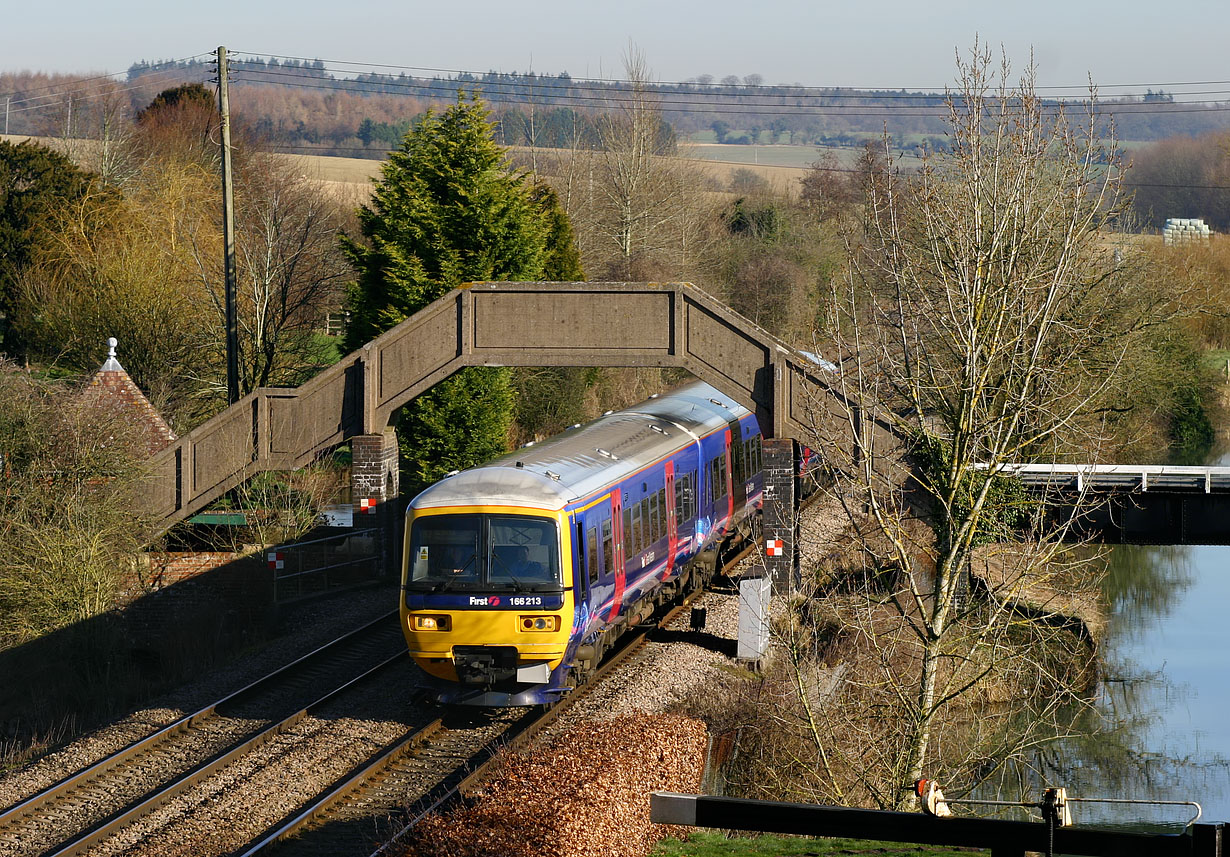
[733,437,745,484]
[602,519,613,575]
[632,503,643,554]
[586,524,599,586]
[719,454,729,496]
[648,493,660,543]
[657,488,667,537]
[751,436,761,473]
[623,508,632,559]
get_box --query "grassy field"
[652,832,978,857]
[0,132,1156,206]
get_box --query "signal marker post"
[760,437,799,593]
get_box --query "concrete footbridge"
[145,280,897,584]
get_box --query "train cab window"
[648,493,660,543]
[586,524,599,586]
[602,519,613,573]
[408,513,560,591]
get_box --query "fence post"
[1193,823,1223,857]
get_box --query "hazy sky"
[7,0,1230,96]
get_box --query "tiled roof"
[84,338,177,457]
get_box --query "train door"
[724,428,735,527]
[729,419,747,512]
[664,461,677,577]
[609,489,626,621]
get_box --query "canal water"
[1079,538,1230,828]
[1030,450,1230,830]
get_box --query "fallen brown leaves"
[403,713,707,857]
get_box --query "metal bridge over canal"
[1005,463,1230,546]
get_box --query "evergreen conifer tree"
[342,94,570,492]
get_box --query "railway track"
[244,542,758,857]
[2,515,784,856]
[0,610,405,857]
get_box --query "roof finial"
[101,336,123,372]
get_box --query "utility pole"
[4,96,9,136]
[217,45,240,405]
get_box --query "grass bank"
[653,832,977,857]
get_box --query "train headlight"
[414,614,451,631]
[519,615,560,632]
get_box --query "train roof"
[409,381,751,512]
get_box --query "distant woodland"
[6,57,1230,150]
[3,56,1230,230]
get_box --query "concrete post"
[761,437,799,593]
[351,428,401,578]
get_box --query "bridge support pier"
[351,429,401,578]
[761,437,800,593]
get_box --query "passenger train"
[400,381,764,706]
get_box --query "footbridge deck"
[145,281,874,535]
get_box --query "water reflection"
[1010,541,1230,830]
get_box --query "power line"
[223,66,1230,120]
[1,70,208,118]
[1,59,213,115]
[1,54,212,100]
[224,58,1230,110]
[236,49,1230,97]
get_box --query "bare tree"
[794,43,1155,807]
[572,45,714,278]
[183,155,349,401]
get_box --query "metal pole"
[4,96,9,136]
[217,45,240,405]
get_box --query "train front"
[401,470,574,706]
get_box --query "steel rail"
[236,715,447,857]
[239,498,796,855]
[0,609,400,853]
[44,653,406,857]
[366,547,754,857]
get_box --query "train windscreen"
[407,513,561,592]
